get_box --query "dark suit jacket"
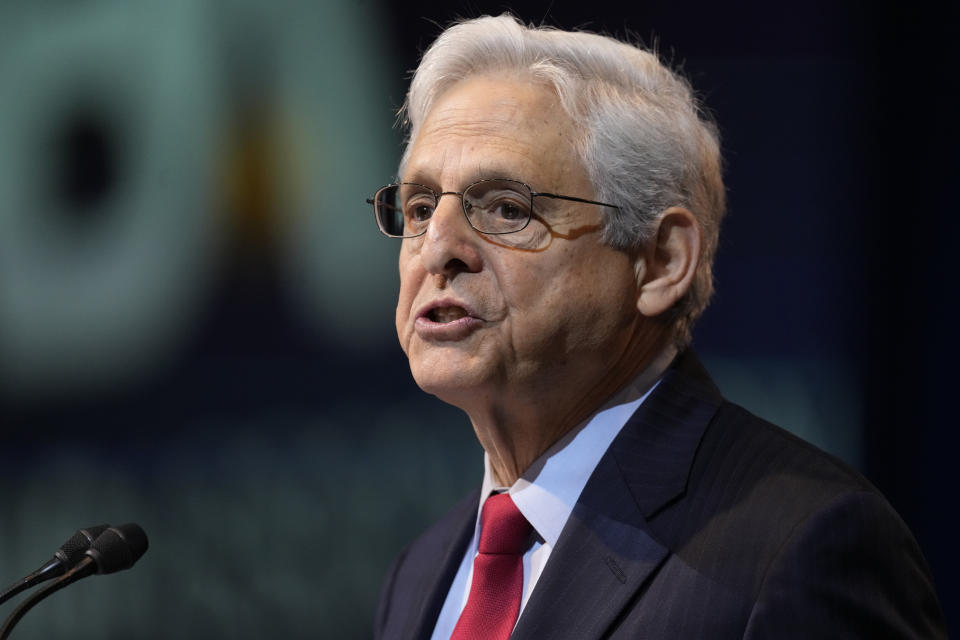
[375,351,947,639]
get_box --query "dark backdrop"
[0,0,955,637]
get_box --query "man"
[371,14,946,640]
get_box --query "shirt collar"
[477,376,661,547]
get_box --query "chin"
[409,359,485,406]
[410,366,463,396]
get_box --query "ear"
[634,206,701,317]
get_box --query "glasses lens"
[375,185,405,236]
[398,184,437,236]
[376,184,438,237]
[463,179,532,234]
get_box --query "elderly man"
[371,15,946,640]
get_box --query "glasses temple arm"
[531,192,620,210]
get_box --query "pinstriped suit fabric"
[375,351,946,639]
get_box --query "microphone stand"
[0,560,62,607]
[0,557,97,640]
[0,525,108,606]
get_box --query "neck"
[470,335,677,487]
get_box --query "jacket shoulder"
[656,400,945,636]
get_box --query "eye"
[411,204,434,221]
[403,193,436,224]
[492,200,525,220]
[461,180,533,233]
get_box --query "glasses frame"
[367,178,620,239]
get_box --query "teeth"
[431,306,468,323]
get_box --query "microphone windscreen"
[55,525,110,567]
[86,523,149,574]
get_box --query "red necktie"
[450,493,532,640]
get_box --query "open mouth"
[415,302,480,339]
[428,306,468,323]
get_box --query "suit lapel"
[407,489,479,640]
[511,452,669,639]
[610,350,723,519]
[512,351,723,639]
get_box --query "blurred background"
[0,0,955,636]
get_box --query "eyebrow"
[397,170,436,187]
[401,165,537,191]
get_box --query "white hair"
[399,14,726,346]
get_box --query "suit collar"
[612,349,723,518]
[512,349,723,639]
[507,373,661,549]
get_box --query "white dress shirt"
[430,376,660,640]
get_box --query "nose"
[417,193,483,278]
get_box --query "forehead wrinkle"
[419,87,561,145]
[419,112,525,144]
[408,129,545,186]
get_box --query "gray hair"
[399,14,726,346]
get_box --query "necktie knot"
[478,493,531,555]
[450,493,531,640]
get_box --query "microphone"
[82,523,149,574]
[0,523,148,640]
[0,524,109,606]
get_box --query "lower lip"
[414,315,484,341]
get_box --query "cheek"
[509,255,636,351]
[395,251,420,348]
[499,248,584,318]
[495,265,574,352]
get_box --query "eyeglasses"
[367,178,619,238]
